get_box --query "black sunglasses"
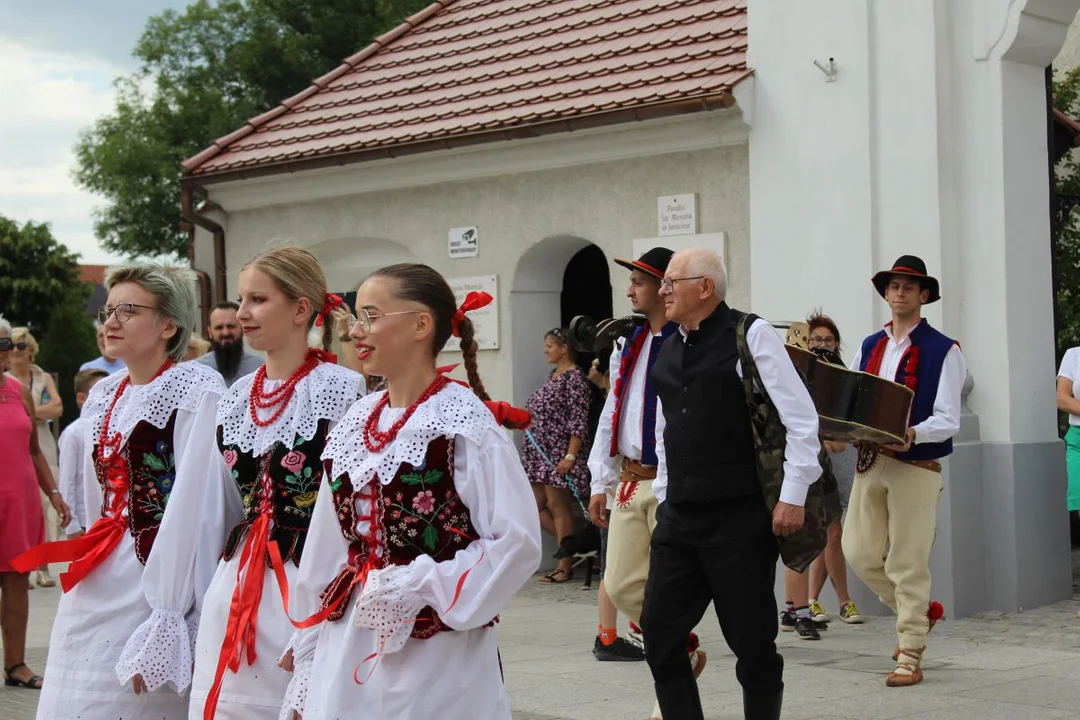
[0,339,26,352]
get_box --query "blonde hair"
[106,263,198,362]
[243,246,332,352]
[11,327,39,360]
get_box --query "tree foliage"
[1055,68,1080,357]
[74,0,433,259]
[0,215,83,333]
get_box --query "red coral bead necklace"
[363,374,450,452]
[249,349,322,428]
[99,358,174,463]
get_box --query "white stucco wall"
[199,128,750,406]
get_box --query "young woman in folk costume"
[12,264,228,719]
[126,247,358,720]
[275,263,541,720]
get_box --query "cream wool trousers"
[605,477,659,624]
[842,454,943,650]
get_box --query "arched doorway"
[510,236,612,409]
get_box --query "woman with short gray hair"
[12,263,231,718]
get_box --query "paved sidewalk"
[6,575,1080,719]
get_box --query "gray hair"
[0,315,10,336]
[684,249,728,301]
[105,263,198,362]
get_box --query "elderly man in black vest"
[641,247,822,720]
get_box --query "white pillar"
[741,0,1080,616]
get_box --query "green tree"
[74,0,432,260]
[0,215,83,332]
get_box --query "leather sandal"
[4,663,43,690]
[886,647,925,687]
[538,568,573,584]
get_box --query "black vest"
[650,303,758,504]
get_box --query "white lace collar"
[323,381,499,491]
[82,361,225,444]
[217,362,365,456]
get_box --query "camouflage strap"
[735,314,828,573]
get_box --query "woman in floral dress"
[521,328,593,584]
[14,263,227,719]
[129,247,364,720]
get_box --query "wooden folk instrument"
[780,322,914,446]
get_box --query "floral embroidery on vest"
[101,413,177,564]
[322,436,496,638]
[221,420,330,567]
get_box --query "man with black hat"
[843,255,965,688]
[586,247,706,720]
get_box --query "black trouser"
[641,495,783,720]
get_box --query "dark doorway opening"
[561,244,613,441]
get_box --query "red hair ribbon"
[435,363,531,429]
[314,293,345,327]
[450,291,492,338]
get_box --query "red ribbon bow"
[314,293,345,327]
[450,291,492,338]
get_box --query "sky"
[0,0,189,265]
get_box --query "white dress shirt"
[586,331,662,496]
[849,324,966,445]
[57,416,88,533]
[654,317,822,507]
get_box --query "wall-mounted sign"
[448,226,479,258]
[444,275,498,350]
[657,194,698,237]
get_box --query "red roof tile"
[183,0,749,179]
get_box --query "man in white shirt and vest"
[643,247,821,720]
[843,255,965,687]
[587,247,705,720]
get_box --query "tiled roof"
[183,0,749,179]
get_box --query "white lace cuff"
[278,655,312,720]
[282,628,318,665]
[187,613,200,658]
[353,563,424,655]
[115,609,194,693]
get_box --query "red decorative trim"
[615,480,638,509]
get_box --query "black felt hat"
[871,255,940,304]
[613,247,674,280]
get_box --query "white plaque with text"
[657,194,697,237]
[444,275,498,350]
[448,226,479,258]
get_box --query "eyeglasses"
[0,339,26,352]
[808,335,837,349]
[351,308,424,334]
[547,328,568,341]
[98,303,156,325]
[660,276,705,292]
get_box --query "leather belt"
[880,449,941,474]
[620,457,657,480]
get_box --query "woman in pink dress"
[0,316,71,690]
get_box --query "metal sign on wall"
[657,194,697,236]
[448,226,479,258]
[444,275,498,350]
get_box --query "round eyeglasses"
[98,302,156,325]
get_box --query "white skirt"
[189,553,297,719]
[304,614,508,720]
[35,536,189,720]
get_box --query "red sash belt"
[11,514,127,592]
[205,513,283,720]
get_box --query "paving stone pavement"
[6,570,1080,719]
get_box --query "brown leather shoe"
[886,647,925,687]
